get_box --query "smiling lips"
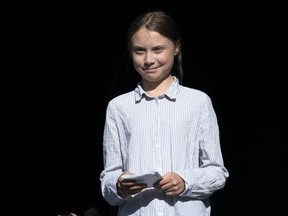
[143,66,159,73]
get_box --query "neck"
[141,75,174,97]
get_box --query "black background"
[2,1,287,215]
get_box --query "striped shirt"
[100,76,229,216]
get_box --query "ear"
[174,46,180,56]
[175,47,180,55]
[174,41,181,55]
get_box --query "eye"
[153,46,164,53]
[133,47,145,55]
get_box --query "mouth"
[142,67,158,73]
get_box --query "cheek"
[157,54,174,65]
[132,58,142,74]
[132,55,143,66]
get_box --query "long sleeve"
[178,95,229,199]
[100,101,126,206]
[99,77,229,216]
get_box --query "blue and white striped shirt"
[100,76,229,216]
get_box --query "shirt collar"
[134,76,180,102]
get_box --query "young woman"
[100,10,229,216]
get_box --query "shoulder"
[107,91,134,108]
[179,86,217,118]
[179,85,211,102]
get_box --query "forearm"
[177,164,229,199]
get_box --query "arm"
[100,102,126,206]
[177,95,229,199]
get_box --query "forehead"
[131,27,172,47]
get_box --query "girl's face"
[131,27,179,83]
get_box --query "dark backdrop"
[2,1,287,215]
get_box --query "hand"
[154,172,185,196]
[117,172,147,196]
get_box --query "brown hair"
[127,10,184,84]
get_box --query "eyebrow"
[132,44,166,49]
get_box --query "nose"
[144,52,155,66]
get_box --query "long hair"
[126,10,184,84]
